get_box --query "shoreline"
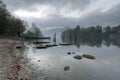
[0,38,45,80]
[0,35,19,40]
[0,39,30,80]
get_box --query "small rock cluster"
[67,52,95,60]
[64,52,95,71]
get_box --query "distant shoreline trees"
[61,25,120,48]
[0,0,26,37]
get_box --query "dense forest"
[0,0,26,37]
[61,25,120,48]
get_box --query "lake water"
[25,43,120,80]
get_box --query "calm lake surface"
[25,42,120,80]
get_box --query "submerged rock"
[59,43,72,46]
[82,54,95,59]
[72,52,76,54]
[73,55,82,60]
[64,66,70,71]
[38,60,40,62]
[67,52,71,55]
[33,41,50,44]
[46,44,58,47]
[35,46,47,49]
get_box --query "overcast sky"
[3,0,120,30]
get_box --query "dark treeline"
[61,25,120,48]
[0,0,26,37]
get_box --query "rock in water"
[72,52,76,54]
[82,54,95,59]
[67,52,71,55]
[64,66,70,71]
[38,60,40,62]
[73,55,82,60]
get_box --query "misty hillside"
[42,27,70,43]
[43,27,70,36]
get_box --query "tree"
[22,23,43,37]
[0,0,10,34]
[31,23,43,37]
[0,0,26,36]
[103,26,111,41]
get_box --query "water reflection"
[25,41,120,80]
[61,26,120,48]
[61,35,120,48]
[23,28,120,80]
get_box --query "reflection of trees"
[61,25,120,48]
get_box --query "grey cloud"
[26,17,79,28]
[3,0,91,12]
[80,4,120,27]
[2,0,120,30]
[27,3,120,29]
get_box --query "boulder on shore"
[82,54,95,59]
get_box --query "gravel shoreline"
[0,39,26,80]
[0,39,47,80]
